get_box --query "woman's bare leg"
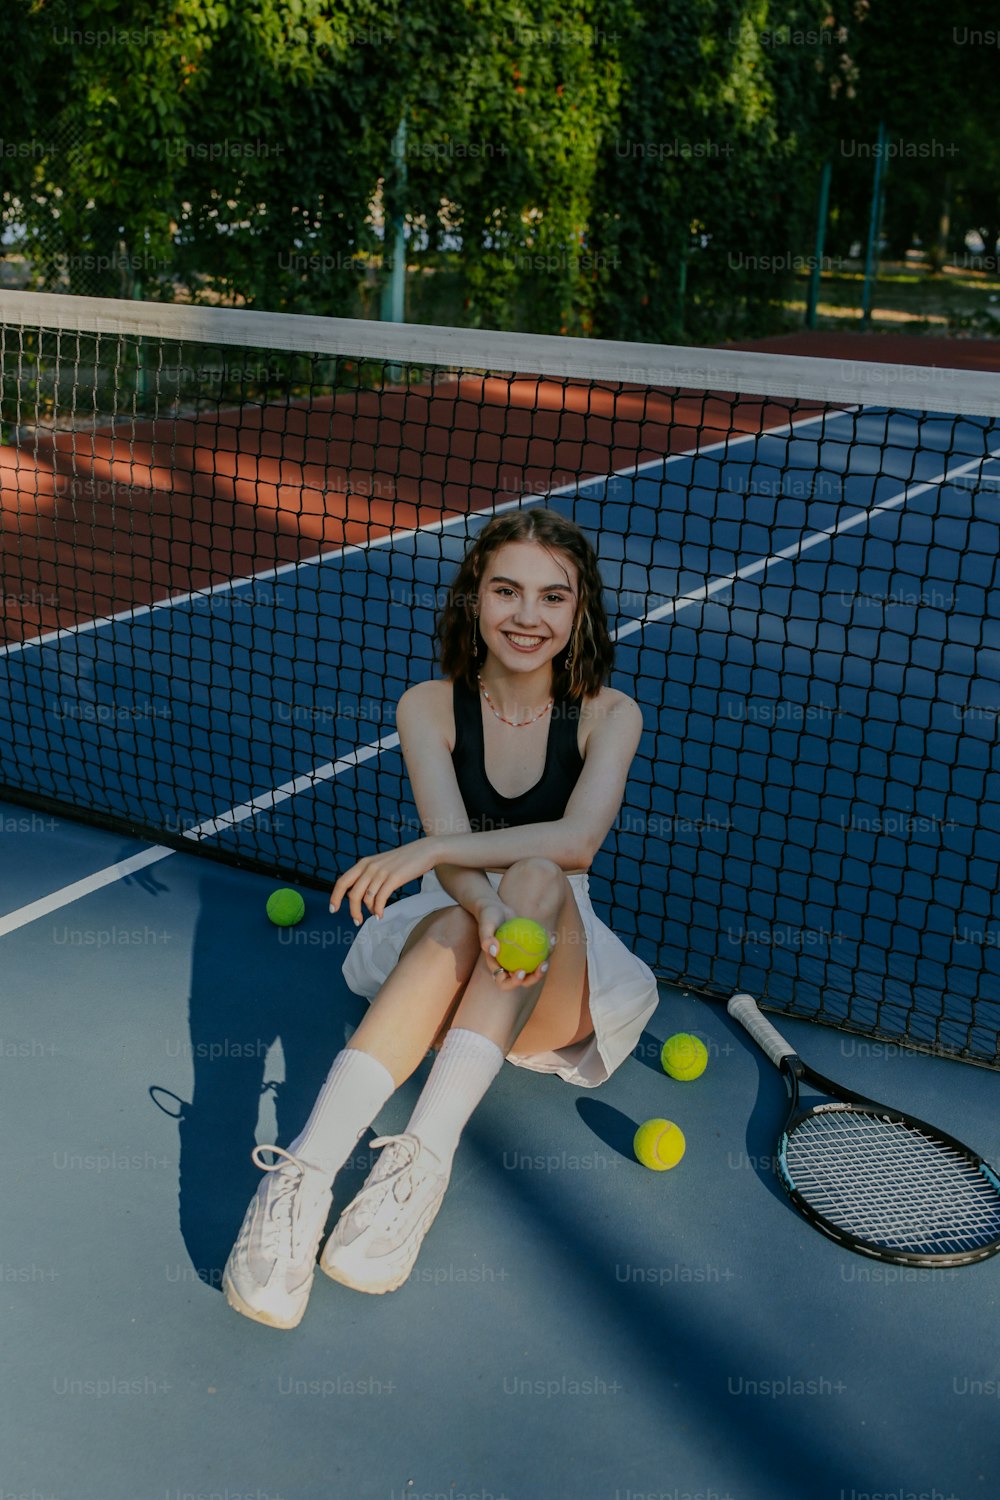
[447,858,591,1054]
[345,905,481,1085]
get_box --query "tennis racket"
[727,992,1000,1267]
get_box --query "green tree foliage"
[8,0,410,305]
[400,0,849,339]
[400,2,628,334]
[15,0,974,341]
[589,1,845,342]
[821,1,1000,268]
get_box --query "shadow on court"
[146,863,373,1289]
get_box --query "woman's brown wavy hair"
[435,509,614,702]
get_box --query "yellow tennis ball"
[633,1118,686,1171]
[494,917,550,973]
[660,1032,709,1080]
[266,888,305,927]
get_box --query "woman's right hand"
[474,898,552,990]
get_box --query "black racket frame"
[773,1051,1000,1268]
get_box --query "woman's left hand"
[329,840,438,925]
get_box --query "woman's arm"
[430,693,645,872]
[432,861,498,915]
[330,687,645,923]
[432,821,584,872]
[396,683,498,917]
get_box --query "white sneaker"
[320,1133,450,1295]
[222,1145,333,1329]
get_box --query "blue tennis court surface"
[3,406,999,1054]
[2,402,999,1498]
[2,802,999,1500]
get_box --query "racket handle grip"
[727,993,797,1067]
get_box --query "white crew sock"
[403,1027,506,1169]
[288,1047,396,1178]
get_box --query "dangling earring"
[473,610,480,657]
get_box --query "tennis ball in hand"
[660,1032,709,1080]
[634,1118,686,1171]
[494,918,551,973]
[266,888,305,927]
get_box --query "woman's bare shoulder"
[578,685,642,753]
[399,678,453,711]
[581,685,642,725]
[397,679,457,750]
[588,684,639,715]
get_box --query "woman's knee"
[422,904,482,964]
[499,857,567,907]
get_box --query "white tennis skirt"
[341,868,661,1087]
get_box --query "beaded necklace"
[477,674,554,728]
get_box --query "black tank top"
[451,677,585,831]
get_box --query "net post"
[381,113,408,386]
[805,160,832,330]
[861,122,888,325]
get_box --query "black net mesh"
[2,293,999,1066]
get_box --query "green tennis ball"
[266,888,305,927]
[494,917,550,973]
[660,1032,709,1080]
[633,1118,686,1171]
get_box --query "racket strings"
[783,1109,1000,1256]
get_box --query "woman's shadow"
[151,862,375,1290]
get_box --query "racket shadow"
[718,1009,797,1210]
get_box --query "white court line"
[185,734,400,839]
[0,403,847,661]
[0,846,175,937]
[614,447,998,641]
[0,405,916,935]
[2,405,845,930]
[0,742,401,934]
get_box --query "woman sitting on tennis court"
[224,508,660,1328]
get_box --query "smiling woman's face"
[476,541,579,675]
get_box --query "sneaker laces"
[250,1144,328,1262]
[337,1133,428,1237]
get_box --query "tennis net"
[2,289,1000,1067]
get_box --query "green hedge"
[10,0,991,343]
